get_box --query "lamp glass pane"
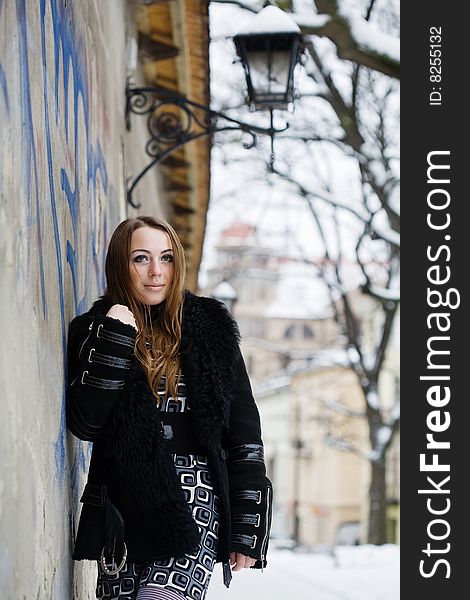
[246,50,290,100]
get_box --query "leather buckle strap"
[88,348,131,369]
[231,533,258,549]
[231,489,262,504]
[96,323,134,348]
[232,513,261,527]
[227,443,264,464]
[81,370,126,390]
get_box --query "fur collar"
[89,290,241,441]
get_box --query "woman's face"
[129,226,174,305]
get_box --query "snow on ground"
[207,545,399,600]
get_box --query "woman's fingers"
[229,552,257,571]
[106,304,138,331]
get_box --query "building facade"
[203,221,399,547]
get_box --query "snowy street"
[207,546,399,600]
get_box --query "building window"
[284,325,296,339]
[303,325,314,339]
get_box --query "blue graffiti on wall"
[0,64,9,115]
[0,0,10,190]
[13,0,121,496]
[16,0,46,306]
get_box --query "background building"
[202,221,399,547]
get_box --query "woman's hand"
[106,304,138,331]
[229,552,257,571]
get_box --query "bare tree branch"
[309,0,400,79]
[368,298,399,379]
[324,432,372,461]
[271,164,399,249]
[304,40,365,151]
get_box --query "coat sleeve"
[66,313,137,441]
[223,346,273,569]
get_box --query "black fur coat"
[66,290,272,586]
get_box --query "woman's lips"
[145,284,164,289]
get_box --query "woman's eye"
[133,254,149,263]
[161,254,174,263]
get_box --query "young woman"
[66,216,273,600]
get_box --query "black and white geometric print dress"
[96,375,221,600]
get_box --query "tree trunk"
[368,458,387,544]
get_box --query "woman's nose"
[149,259,162,276]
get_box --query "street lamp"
[125,6,304,207]
[211,280,238,314]
[233,5,303,111]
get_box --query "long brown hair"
[104,215,186,404]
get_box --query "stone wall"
[0,1,162,597]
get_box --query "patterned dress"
[96,375,221,600]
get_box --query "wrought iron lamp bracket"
[125,83,287,208]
